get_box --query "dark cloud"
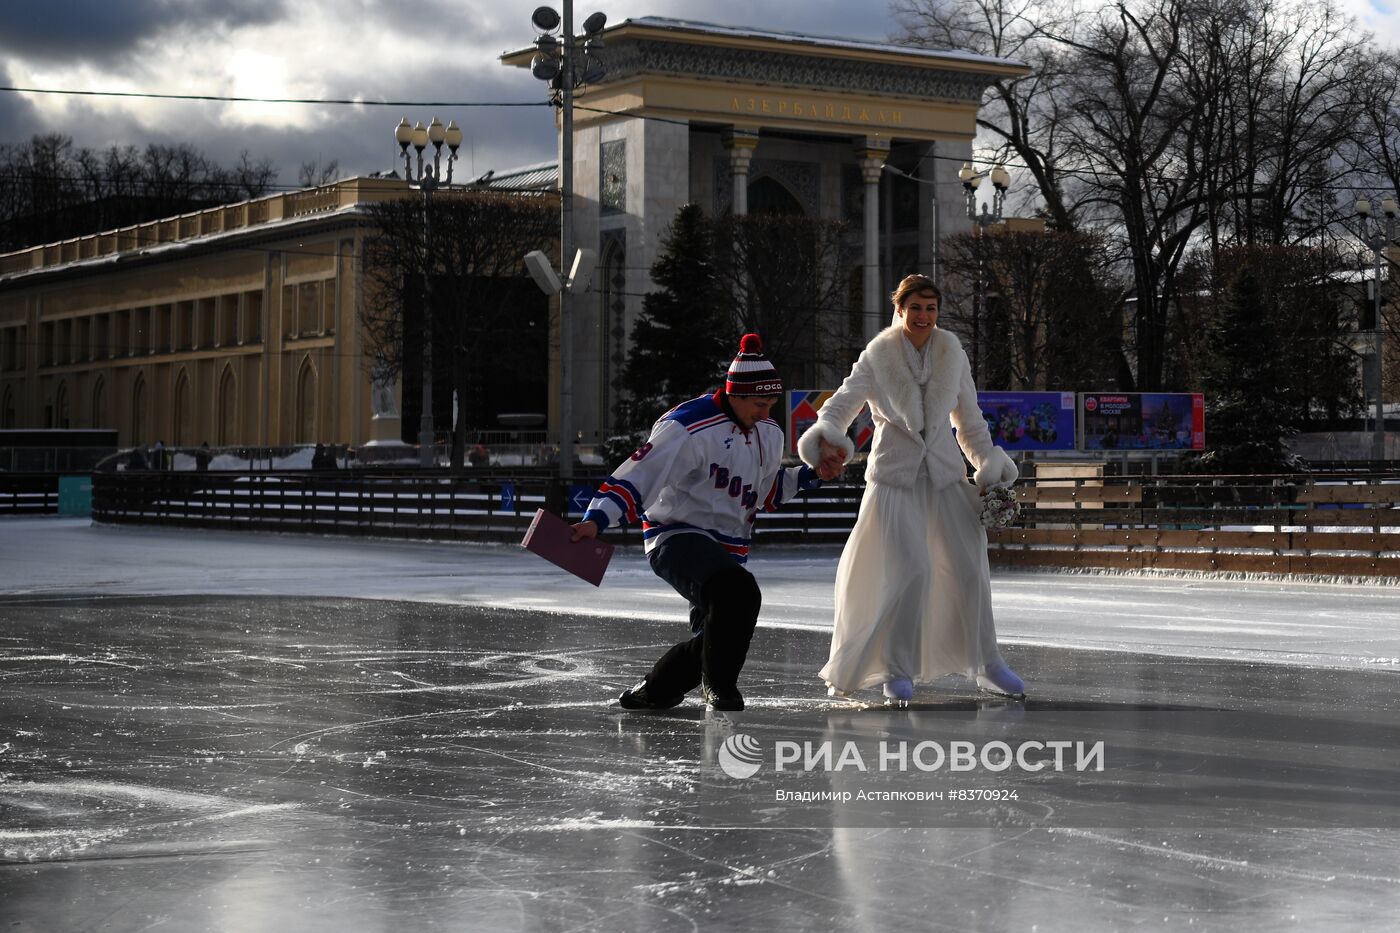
[0,0,288,63]
[0,0,903,191]
[14,62,557,190]
[0,65,44,145]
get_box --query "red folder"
[520,508,615,586]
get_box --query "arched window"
[296,358,317,443]
[173,369,193,446]
[92,378,107,428]
[218,366,238,446]
[131,375,148,444]
[55,381,70,429]
[747,176,805,216]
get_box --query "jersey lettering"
[710,463,758,505]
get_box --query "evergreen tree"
[1194,251,1303,472]
[614,204,731,434]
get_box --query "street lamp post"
[1356,194,1397,463]
[528,3,607,482]
[959,162,1010,384]
[395,116,463,467]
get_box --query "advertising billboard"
[977,391,1078,451]
[1079,393,1205,450]
[787,390,873,457]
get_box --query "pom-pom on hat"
[725,333,783,397]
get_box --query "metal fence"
[13,468,1391,579]
[0,473,58,515]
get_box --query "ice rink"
[2,518,1399,930]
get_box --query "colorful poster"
[1079,393,1205,450]
[977,391,1077,451]
[787,390,873,456]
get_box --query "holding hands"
[816,438,848,482]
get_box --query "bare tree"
[298,158,341,189]
[223,150,278,201]
[896,0,1371,393]
[941,227,1126,390]
[1051,1,1220,390]
[893,0,1084,231]
[707,212,857,389]
[1212,0,1365,246]
[0,134,280,251]
[358,190,558,471]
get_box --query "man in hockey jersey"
[571,334,845,711]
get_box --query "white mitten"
[797,422,856,470]
[973,447,1018,489]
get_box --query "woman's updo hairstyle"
[890,273,942,308]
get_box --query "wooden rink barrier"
[989,474,1400,578]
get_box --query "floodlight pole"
[558,0,575,481]
[530,2,605,481]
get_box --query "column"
[858,139,891,343]
[723,127,760,215]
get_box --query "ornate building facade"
[0,18,1021,453]
[502,17,1026,445]
[0,179,531,449]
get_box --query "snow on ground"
[2,517,1398,672]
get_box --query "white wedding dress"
[818,342,1005,694]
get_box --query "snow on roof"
[480,161,558,190]
[621,16,1027,70]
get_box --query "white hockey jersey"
[582,392,820,563]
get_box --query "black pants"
[644,533,762,698]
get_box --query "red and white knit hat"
[725,333,783,397]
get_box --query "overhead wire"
[2,84,1391,191]
[0,85,548,108]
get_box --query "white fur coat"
[797,324,1017,490]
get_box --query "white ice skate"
[882,677,914,708]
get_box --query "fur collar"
[863,324,964,436]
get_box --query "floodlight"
[531,54,560,81]
[532,6,561,31]
[525,250,563,295]
[567,248,597,292]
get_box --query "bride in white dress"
[798,274,1025,704]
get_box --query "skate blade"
[975,674,1025,700]
[705,707,744,725]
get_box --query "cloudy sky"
[3,0,1400,189]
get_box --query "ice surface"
[3,518,1398,671]
[1,519,1398,930]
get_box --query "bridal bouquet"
[979,483,1021,529]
